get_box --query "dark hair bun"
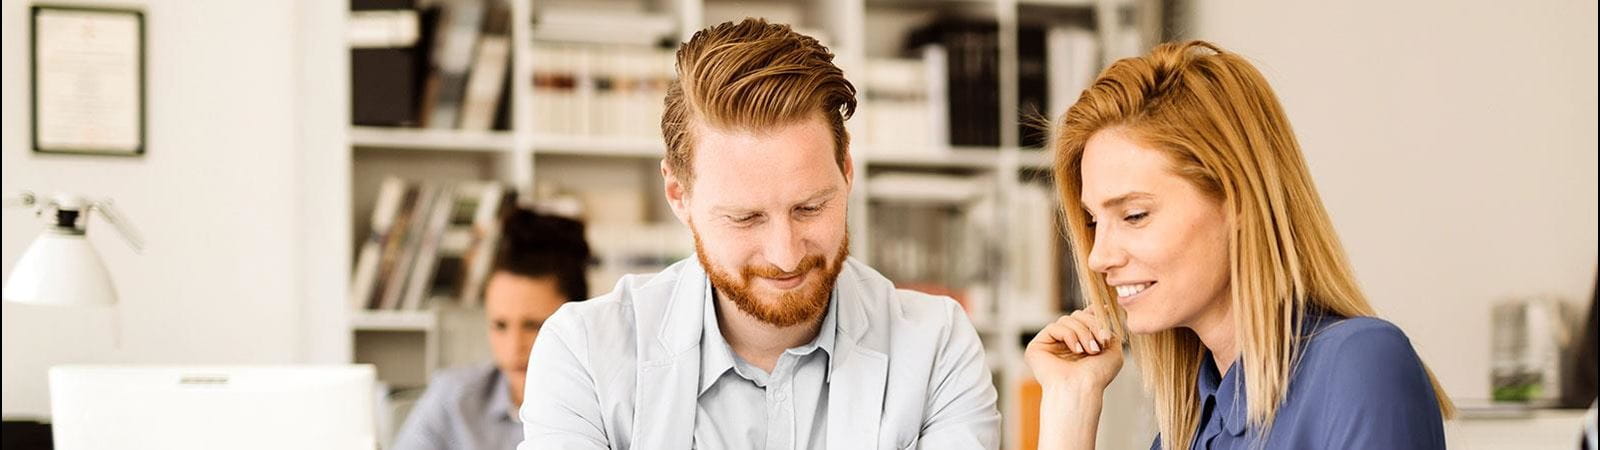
[493,208,593,301]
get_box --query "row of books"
[530,42,677,139]
[903,19,1126,149]
[351,0,511,131]
[859,23,1112,158]
[350,3,1125,153]
[349,177,514,311]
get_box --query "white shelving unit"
[344,0,1164,447]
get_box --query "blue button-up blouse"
[1151,314,1446,450]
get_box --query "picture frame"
[31,5,147,156]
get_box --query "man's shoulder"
[844,258,975,334]
[546,259,695,332]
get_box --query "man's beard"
[693,227,849,328]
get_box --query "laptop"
[49,365,377,450]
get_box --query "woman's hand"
[1025,305,1124,392]
[1027,306,1124,450]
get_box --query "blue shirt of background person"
[393,209,592,450]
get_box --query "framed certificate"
[31,5,146,156]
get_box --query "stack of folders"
[350,0,511,131]
[860,52,947,156]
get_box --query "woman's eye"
[1124,212,1149,223]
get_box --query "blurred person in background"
[1026,41,1455,450]
[395,209,591,450]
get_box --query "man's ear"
[662,159,691,226]
[840,148,855,194]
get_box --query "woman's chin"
[1123,314,1166,335]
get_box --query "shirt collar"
[1202,351,1247,436]
[487,367,518,423]
[1196,310,1344,437]
[698,278,839,395]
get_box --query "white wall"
[0,0,348,417]
[1184,0,1598,402]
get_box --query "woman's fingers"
[1055,313,1101,354]
[1030,322,1079,354]
[1031,306,1120,358]
[1071,307,1112,346]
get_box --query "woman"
[394,208,592,450]
[1026,41,1455,450]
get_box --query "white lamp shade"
[3,230,117,306]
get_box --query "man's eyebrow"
[711,186,841,214]
[798,186,840,204]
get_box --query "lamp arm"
[90,199,145,253]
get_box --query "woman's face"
[1079,130,1233,334]
[483,272,568,399]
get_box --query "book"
[350,3,424,127]
[908,19,1001,147]
[400,184,459,311]
[530,8,675,46]
[531,42,675,139]
[350,177,409,310]
[369,184,420,309]
[862,57,935,155]
[1018,24,1050,148]
[458,1,510,131]
[421,0,485,129]
[1046,26,1099,125]
[379,183,441,310]
[456,182,511,307]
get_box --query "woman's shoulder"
[1296,315,1432,397]
[1301,315,1416,365]
[1307,314,1409,344]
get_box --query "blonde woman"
[1026,41,1455,450]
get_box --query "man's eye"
[796,205,822,215]
[730,214,760,224]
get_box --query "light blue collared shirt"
[695,279,838,449]
[394,363,523,450]
[520,257,1001,450]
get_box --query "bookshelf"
[343,0,1165,447]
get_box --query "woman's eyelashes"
[1124,210,1149,225]
[1085,209,1148,228]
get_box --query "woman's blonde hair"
[1051,40,1455,449]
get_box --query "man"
[520,18,1000,450]
[396,209,591,450]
